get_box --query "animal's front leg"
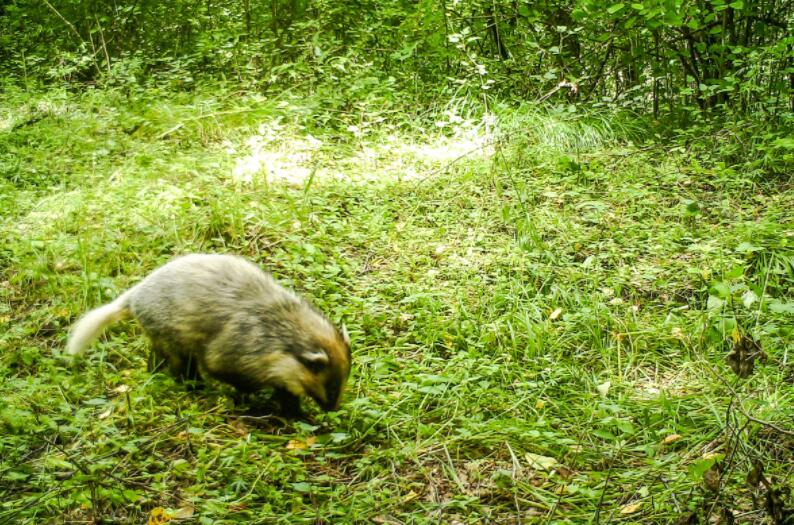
[273,388,303,419]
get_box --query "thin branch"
[41,0,84,44]
[705,366,794,438]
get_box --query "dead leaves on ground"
[726,332,767,379]
[148,506,194,524]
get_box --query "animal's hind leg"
[147,340,201,384]
[183,354,201,382]
[147,341,168,373]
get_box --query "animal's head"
[293,324,351,411]
[271,315,352,412]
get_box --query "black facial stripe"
[325,374,342,404]
[301,356,326,373]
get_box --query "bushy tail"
[66,289,134,356]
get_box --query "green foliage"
[3,0,792,118]
[1,86,792,523]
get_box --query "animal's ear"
[341,324,351,347]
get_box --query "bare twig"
[506,441,523,525]
[95,15,112,75]
[41,0,84,44]
[706,366,794,438]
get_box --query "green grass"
[1,86,792,524]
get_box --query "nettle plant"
[704,239,793,364]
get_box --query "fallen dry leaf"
[662,434,682,445]
[402,490,419,503]
[98,408,112,420]
[172,506,194,519]
[398,313,414,323]
[148,507,171,525]
[525,453,559,471]
[620,501,643,514]
[286,436,317,450]
[703,464,721,492]
[230,419,249,436]
[549,308,563,320]
[112,384,130,394]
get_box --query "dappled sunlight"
[226,114,496,185]
[631,366,694,400]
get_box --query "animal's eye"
[302,358,325,373]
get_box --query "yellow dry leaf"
[286,436,317,450]
[549,308,563,320]
[525,453,559,471]
[148,507,172,525]
[402,490,419,503]
[662,434,682,445]
[112,384,130,394]
[535,399,546,409]
[172,506,195,519]
[620,501,643,514]
[98,408,112,420]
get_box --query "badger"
[66,253,351,417]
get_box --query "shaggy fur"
[67,254,351,416]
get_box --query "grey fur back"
[127,254,338,388]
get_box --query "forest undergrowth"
[1,86,792,524]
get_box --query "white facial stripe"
[303,350,329,364]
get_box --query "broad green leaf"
[741,290,758,308]
[594,429,617,441]
[607,3,625,14]
[709,282,730,298]
[707,295,725,310]
[688,454,723,480]
[769,300,794,314]
[773,137,794,149]
[736,242,763,253]
[725,265,744,280]
[525,453,559,471]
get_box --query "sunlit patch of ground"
[630,364,697,400]
[227,115,495,186]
